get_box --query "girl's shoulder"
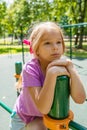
[23,58,40,73]
[25,58,39,67]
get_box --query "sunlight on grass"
[0,45,29,54]
[0,39,87,58]
[65,41,87,58]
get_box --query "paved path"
[70,58,87,127]
[0,53,87,130]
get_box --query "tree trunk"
[78,26,84,48]
[74,28,79,47]
[78,0,87,48]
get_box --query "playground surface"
[0,53,87,130]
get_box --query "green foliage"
[0,0,87,49]
[0,2,7,37]
[0,2,6,19]
[5,0,75,36]
[0,45,28,54]
[0,44,87,58]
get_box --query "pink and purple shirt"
[14,58,45,124]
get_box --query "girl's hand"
[46,65,70,78]
[47,58,74,74]
[65,59,75,72]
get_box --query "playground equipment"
[61,22,87,60]
[14,62,22,79]
[43,75,87,130]
[0,101,12,114]
[43,75,73,129]
[0,61,87,129]
[0,62,22,117]
[14,61,22,96]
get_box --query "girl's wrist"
[47,69,57,79]
[68,68,77,76]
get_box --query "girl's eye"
[44,42,50,45]
[57,41,62,44]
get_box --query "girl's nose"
[52,43,58,50]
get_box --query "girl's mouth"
[51,53,60,58]
[51,53,59,56]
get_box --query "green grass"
[65,42,87,58]
[65,49,87,58]
[0,45,29,54]
[0,42,87,58]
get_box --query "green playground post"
[15,61,22,96]
[48,75,70,119]
[43,75,87,130]
[15,62,22,77]
[43,75,71,129]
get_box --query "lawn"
[0,38,87,58]
[65,42,87,58]
[0,45,29,54]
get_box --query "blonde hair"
[16,22,65,91]
[29,22,65,56]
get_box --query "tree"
[68,0,87,48]
[0,2,7,37]
[1,0,87,48]
[78,0,87,48]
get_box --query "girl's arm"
[48,58,86,104]
[28,66,69,114]
[66,60,86,104]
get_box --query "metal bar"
[20,25,25,64]
[69,23,72,59]
[61,22,87,28]
[69,121,87,130]
[0,101,12,114]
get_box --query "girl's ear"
[34,50,39,59]
[37,52,39,56]
[36,49,39,56]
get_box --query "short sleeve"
[22,60,43,87]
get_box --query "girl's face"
[37,28,64,64]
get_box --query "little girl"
[10,21,86,130]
